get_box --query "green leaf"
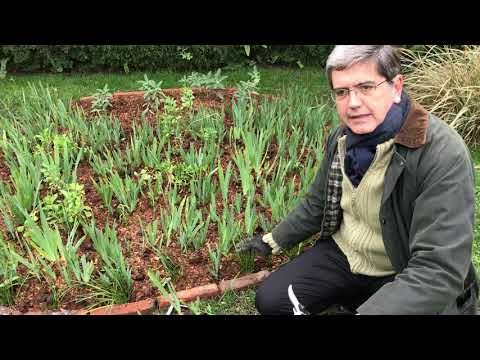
[244,45,251,57]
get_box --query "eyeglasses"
[331,79,391,102]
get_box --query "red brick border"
[79,299,156,316]
[2,270,271,315]
[218,270,270,293]
[156,283,220,310]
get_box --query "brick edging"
[82,270,270,315]
[0,270,270,315]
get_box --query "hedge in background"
[0,45,336,73]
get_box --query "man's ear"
[393,74,404,104]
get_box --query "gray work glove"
[237,234,272,258]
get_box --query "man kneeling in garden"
[238,45,478,315]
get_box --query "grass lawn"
[0,66,478,315]
[0,66,329,113]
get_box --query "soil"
[1,88,307,313]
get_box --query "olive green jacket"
[271,100,478,315]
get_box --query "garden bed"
[0,86,329,314]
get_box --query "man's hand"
[237,234,272,258]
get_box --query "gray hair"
[325,45,401,88]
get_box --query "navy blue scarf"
[345,91,410,187]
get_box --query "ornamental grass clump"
[0,233,21,305]
[83,221,132,306]
[401,45,480,147]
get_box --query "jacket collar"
[394,98,429,149]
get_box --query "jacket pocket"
[457,283,478,315]
[440,283,478,315]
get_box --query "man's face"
[331,60,403,134]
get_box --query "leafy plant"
[140,133,168,165]
[192,215,210,250]
[41,193,61,223]
[66,252,94,285]
[199,127,217,143]
[159,195,186,247]
[139,219,182,281]
[188,107,225,145]
[159,254,182,282]
[148,271,184,315]
[236,249,255,274]
[207,244,221,280]
[233,193,243,215]
[217,161,232,206]
[179,69,228,89]
[109,172,142,215]
[186,297,215,315]
[229,98,256,141]
[84,221,132,305]
[91,84,113,115]
[178,164,198,185]
[209,193,219,223]
[232,150,254,198]
[259,175,299,224]
[136,168,163,208]
[137,74,165,115]
[178,47,193,61]
[55,221,92,286]
[139,219,160,250]
[177,195,207,252]
[157,111,181,139]
[0,140,42,227]
[61,183,92,224]
[0,234,21,305]
[66,114,123,157]
[235,65,261,102]
[243,195,258,236]
[91,177,114,214]
[37,181,91,231]
[189,169,217,206]
[121,126,149,176]
[217,209,242,256]
[257,212,272,233]
[22,209,69,267]
[37,133,83,190]
[163,96,178,115]
[238,128,271,185]
[180,87,195,110]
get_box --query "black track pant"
[255,238,395,315]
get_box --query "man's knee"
[255,281,284,315]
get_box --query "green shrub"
[0,45,336,73]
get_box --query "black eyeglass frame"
[330,78,393,102]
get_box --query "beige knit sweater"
[332,135,396,276]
